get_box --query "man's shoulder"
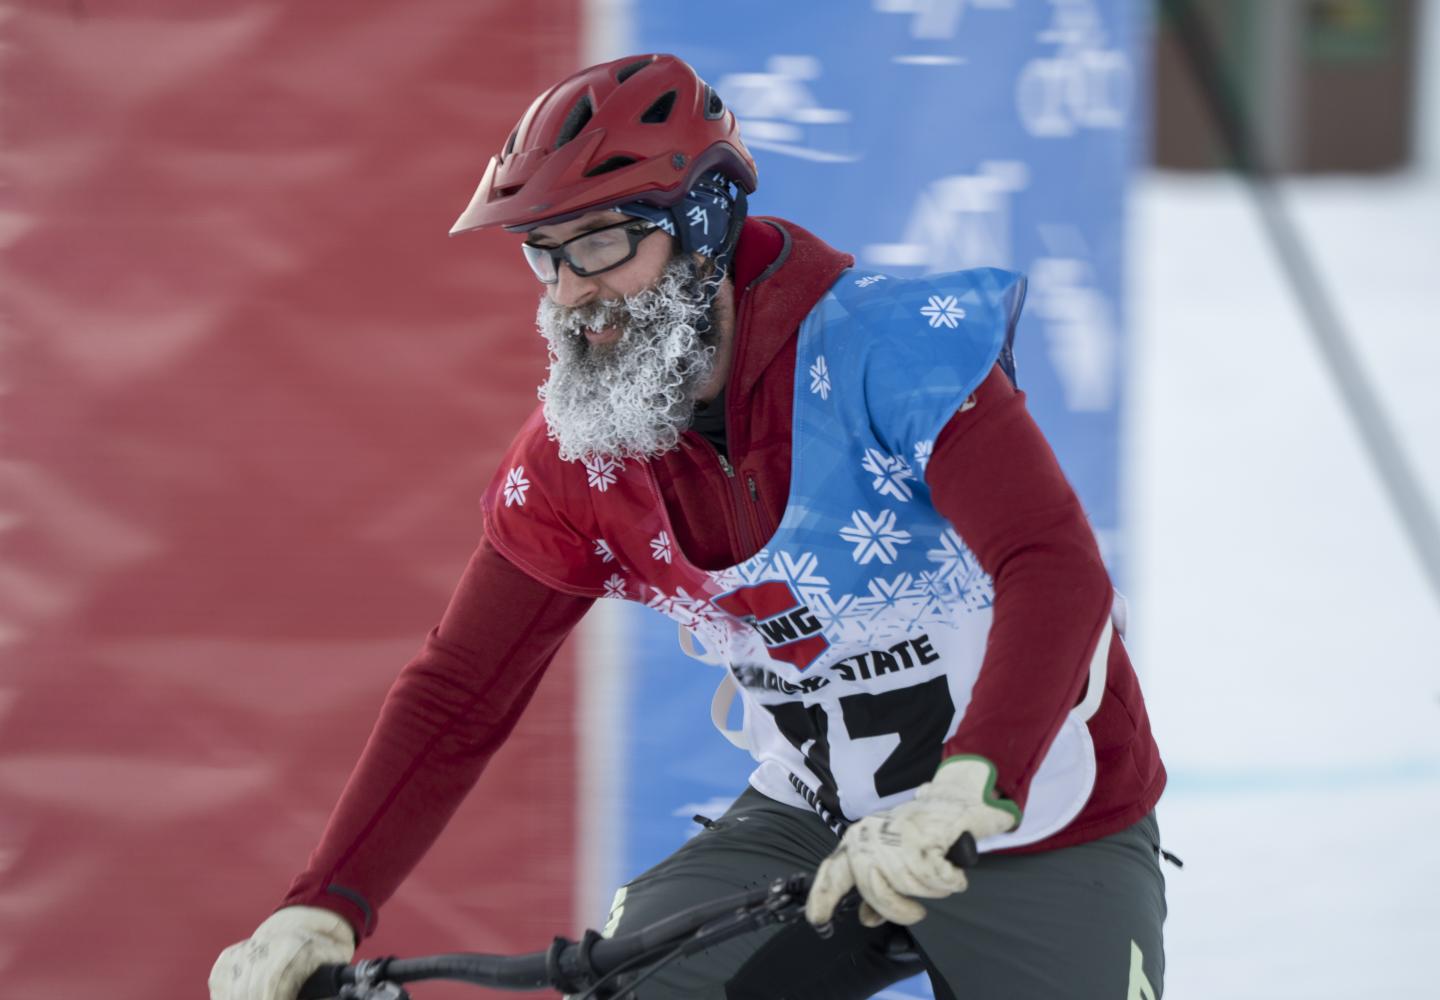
[736,215,855,298]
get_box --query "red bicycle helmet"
[450,53,758,235]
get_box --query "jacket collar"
[725,216,854,416]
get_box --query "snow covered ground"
[1127,167,1440,998]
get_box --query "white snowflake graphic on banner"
[582,455,621,492]
[715,55,858,163]
[854,274,888,288]
[914,439,934,472]
[650,531,674,564]
[502,466,530,507]
[602,574,626,599]
[920,294,967,328]
[809,356,832,399]
[861,449,916,502]
[839,510,913,565]
[593,538,615,563]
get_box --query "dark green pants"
[601,789,1166,999]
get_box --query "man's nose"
[549,263,598,309]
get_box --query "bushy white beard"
[536,258,719,463]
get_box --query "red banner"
[1,3,580,996]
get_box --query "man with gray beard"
[537,255,720,463]
[212,53,1167,1000]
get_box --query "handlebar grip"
[298,963,351,1000]
[944,831,979,869]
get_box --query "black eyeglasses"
[521,219,663,285]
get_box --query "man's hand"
[209,905,356,1000]
[805,756,1021,928]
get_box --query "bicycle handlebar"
[299,831,978,999]
[297,884,781,998]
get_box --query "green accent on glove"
[937,753,1024,828]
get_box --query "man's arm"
[926,364,1113,813]
[278,536,593,940]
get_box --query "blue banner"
[617,3,1143,992]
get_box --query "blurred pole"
[572,0,636,935]
[1423,0,1440,170]
[1162,0,1440,614]
[1249,1,1301,173]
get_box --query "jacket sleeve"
[278,536,593,940]
[926,365,1114,813]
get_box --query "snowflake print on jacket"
[583,455,621,492]
[502,466,530,507]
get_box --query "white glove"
[805,756,1020,928]
[209,905,356,1000]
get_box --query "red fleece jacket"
[282,217,1165,941]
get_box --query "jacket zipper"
[712,290,768,557]
[713,449,758,555]
[743,473,763,542]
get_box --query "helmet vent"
[503,129,518,157]
[703,86,725,120]
[615,57,653,84]
[555,95,594,149]
[640,90,677,124]
[584,156,637,178]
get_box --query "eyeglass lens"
[521,222,654,284]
